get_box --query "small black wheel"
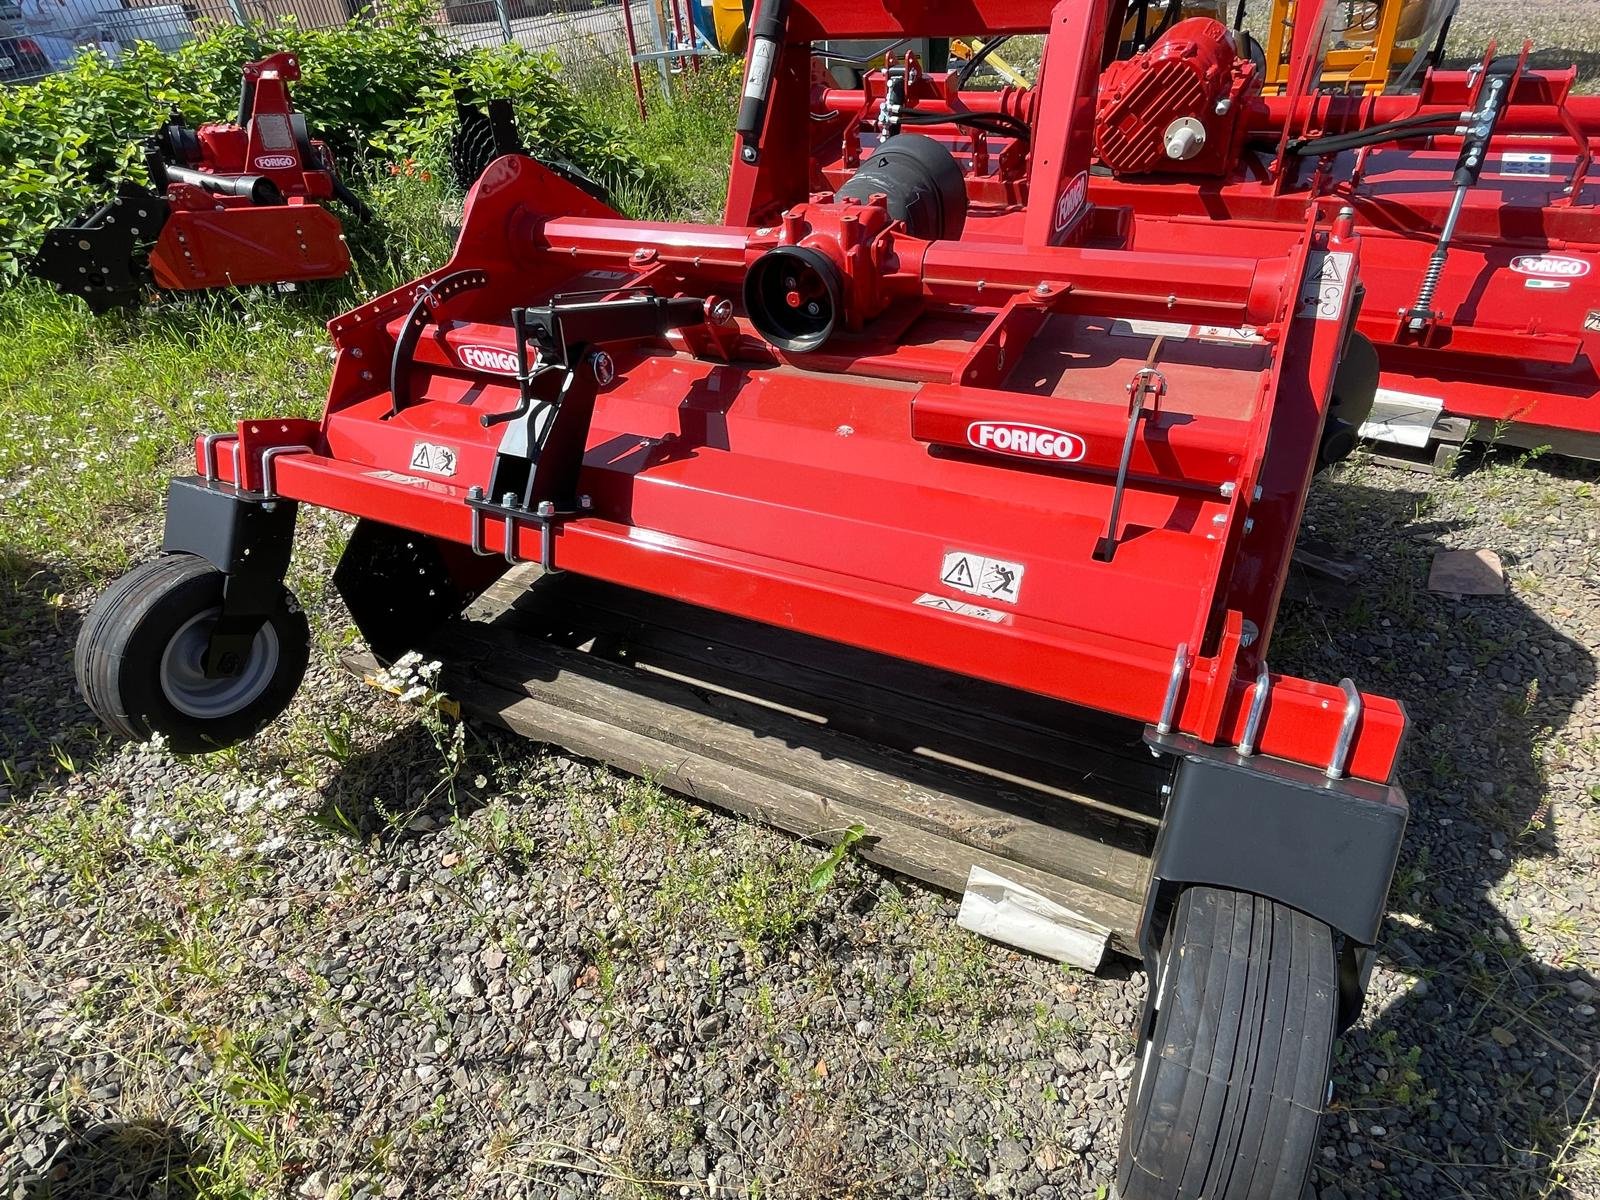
[75,554,310,754]
[1117,886,1338,1200]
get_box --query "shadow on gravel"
[0,554,115,807]
[1283,471,1599,1200]
[308,717,517,843]
[12,1116,204,1199]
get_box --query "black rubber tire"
[75,554,309,754]
[1117,886,1338,1200]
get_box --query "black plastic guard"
[30,185,170,312]
[1141,732,1408,1029]
[163,475,298,612]
[1143,731,1407,951]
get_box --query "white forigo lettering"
[459,345,520,375]
[967,421,1086,463]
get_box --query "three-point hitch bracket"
[464,289,716,569]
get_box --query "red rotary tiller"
[31,53,366,312]
[77,3,1414,1195]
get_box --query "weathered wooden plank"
[480,569,1167,816]
[430,623,1153,901]
[356,652,1145,952]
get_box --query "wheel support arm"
[162,476,299,678]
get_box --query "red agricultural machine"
[815,1,1600,457]
[31,53,366,312]
[76,2,1430,1195]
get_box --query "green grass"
[577,62,742,222]
[0,286,331,581]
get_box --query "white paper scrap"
[956,865,1110,971]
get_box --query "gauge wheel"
[1117,885,1338,1200]
[76,553,309,753]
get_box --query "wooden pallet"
[348,566,1167,956]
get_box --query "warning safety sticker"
[938,550,1025,604]
[409,441,459,477]
[913,594,1007,623]
[1297,251,1353,323]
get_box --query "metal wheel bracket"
[1138,729,1408,993]
[162,475,299,678]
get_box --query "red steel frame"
[195,0,1408,787]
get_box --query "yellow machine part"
[1261,0,1443,95]
[709,0,749,55]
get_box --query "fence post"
[226,0,250,24]
[646,0,671,99]
[492,0,514,44]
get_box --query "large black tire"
[1117,886,1338,1200]
[75,554,309,754]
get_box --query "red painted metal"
[620,0,649,120]
[191,0,1421,790]
[146,53,353,292]
[202,170,1407,797]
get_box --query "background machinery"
[1256,0,1460,94]
[813,0,1600,456]
[30,52,367,312]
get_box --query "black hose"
[956,34,1010,86]
[1288,111,1465,153]
[1294,109,1461,140]
[897,108,1031,142]
[1289,123,1461,156]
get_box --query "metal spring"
[1410,254,1447,322]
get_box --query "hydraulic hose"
[1289,122,1463,155]
[895,108,1032,141]
[955,35,1010,87]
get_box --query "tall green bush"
[372,44,669,211]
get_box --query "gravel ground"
[4,4,1600,1197]
[3,455,1596,1200]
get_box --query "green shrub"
[372,43,670,211]
[0,0,454,279]
[0,0,672,281]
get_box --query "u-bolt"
[201,432,237,482]
[1156,642,1189,735]
[1327,679,1363,779]
[1238,663,1271,757]
[258,445,311,501]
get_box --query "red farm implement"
[76,3,1415,1195]
[31,53,367,312]
[816,1,1600,458]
